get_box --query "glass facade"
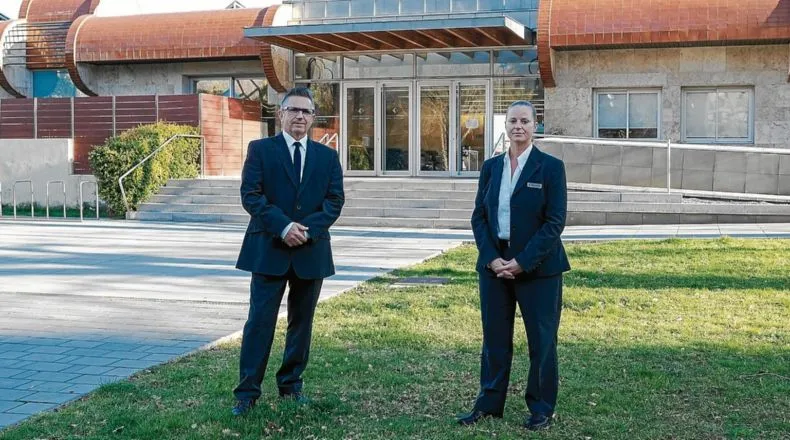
[285,1,540,175]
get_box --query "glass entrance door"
[417,83,451,174]
[416,80,490,176]
[381,84,411,175]
[456,82,489,175]
[342,81,412,176]
[343,84,376,175]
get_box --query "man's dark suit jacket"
[236,133,344,280]
[471,146,570,277]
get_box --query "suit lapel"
[512,147,543,196]
[276,133,298,187]
[297,140,318,195]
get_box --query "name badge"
[527,182,543,189]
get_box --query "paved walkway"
[1,220,788,430]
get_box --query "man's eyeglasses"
[282,106,315,116]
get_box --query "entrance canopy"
[243,16,533,53]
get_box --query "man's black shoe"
[231,399,256,416]
[280,391,310,405]
[524,412,553,430]
[456,409,503,426]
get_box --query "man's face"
[505,105,535,144]
[279,95,315,139]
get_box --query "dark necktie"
[293,141,302,183]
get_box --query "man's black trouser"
[234,269,323,400]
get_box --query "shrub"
[89,122,200,215]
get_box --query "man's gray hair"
[280,86,315,108]
[507,100,537,119]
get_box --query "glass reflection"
[346,87,375,171]
[420,86,450,172]
[458,84,486,172]
[383,87,410,172]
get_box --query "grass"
[1,238,789,440]
[1,204,115,219]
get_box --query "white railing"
[118,134,204,214]
[319,132,339,148]
[534,134,790,194]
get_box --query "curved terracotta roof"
[20,0,100,23]
[65,15,97,96]
[259,6,287,92]
[73,8,267,64]
[539,0,790,87]
[0,21,25,97]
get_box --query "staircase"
[128,178,790,227]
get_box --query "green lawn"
[2,238,789,440]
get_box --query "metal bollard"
[46,180,67,219]
[79,181,100,221]
[13,180,34,219]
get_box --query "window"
[375,0,398,15]
[193,78,231,96]
[682,87,753,143]
[32,70,76,98]
[595,90,660,139]
[233,78,267,101]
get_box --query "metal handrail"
[12,180,33,219]
[118,134,204,214]
[535,134,790,194]
[46,180,66,219]
[493,132,509,155]
[326,132,338,148]
[318,132,339,147]
[80,181,99,221]
[534,133,790,154]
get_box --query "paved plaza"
[1,219,789,429]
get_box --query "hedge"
[89,123,200,215]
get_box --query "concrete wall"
[82,60,266,96]
[0,139,97,208]
[545,44,790,150]
[534,139,790,196]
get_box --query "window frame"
[681,86,754,144]
[593,88,662,140]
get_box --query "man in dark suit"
[231,86,344,416]
[460,101,570,430]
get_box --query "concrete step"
[568,192,683,203]
[137,203,247,214]
[344,198,472,209]
[159,186,239,196]
[344,189,478,200]
[149,194,240,205]
[341,207,472,219]
[166,178,240,188]
[344,179,477,191]
[334,216,470,229]
[128,211,249,223]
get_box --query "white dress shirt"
[281,131,309,240]
[497,145,533,240]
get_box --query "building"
[244,0,541,177]
[1,0,789,194]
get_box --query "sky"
[2,0,280,19]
